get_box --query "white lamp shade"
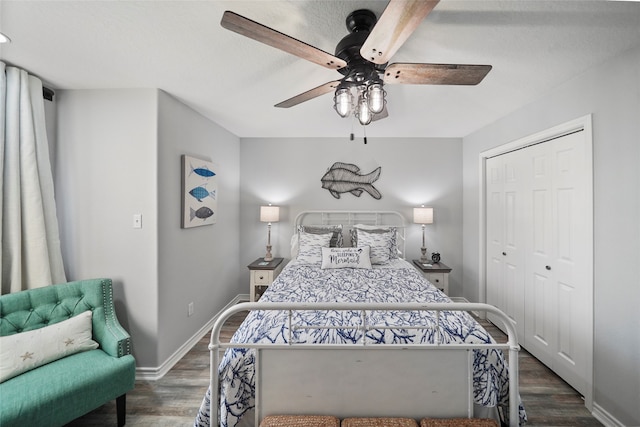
[260,205,280,223]
[413,207,433,224]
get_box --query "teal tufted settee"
[0,278,136,426]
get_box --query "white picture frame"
[182,154,218,228]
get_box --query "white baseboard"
[592,402,625,427]
[136,294,248,381]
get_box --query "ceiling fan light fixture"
[366,82,386,114]
[334,87,353,118]
[221,4,492,128]
[355,91,372,126]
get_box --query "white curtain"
[1,61,66,293]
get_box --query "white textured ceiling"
[1,1,639,138]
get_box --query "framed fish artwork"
[181,154,218,228]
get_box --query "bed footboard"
[208,302,520,427]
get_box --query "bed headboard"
[293,210,406,259]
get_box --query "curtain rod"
[43,86,54,101]
[1,60,55,101]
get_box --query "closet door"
[524,131,589,395]
[485,151,526,339]
[485,129,590,397]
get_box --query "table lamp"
[260,205,280,261]
[413,206,434,263]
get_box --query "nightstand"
[412,260,452,295]
[247,257,284,302]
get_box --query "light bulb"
[367,83,385,114]
[333,88,353,118]
[356,93,372,125]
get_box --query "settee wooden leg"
[116,394,126,426]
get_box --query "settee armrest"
[91,279,132,358]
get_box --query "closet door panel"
[525,143,556,364]
[549,132,588,394]
[557,281,575,363]
[529,273,555,367]
[485,156,505,328]
[485,152,525,338]
[502,152,526,339]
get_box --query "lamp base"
[420,247,429,263]
[264,245,273,262]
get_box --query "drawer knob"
[434,279,440,283]
[502,252,507,256]
[545,265,551,271]
[259,275,264,280]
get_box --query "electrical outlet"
[188,302,195,317]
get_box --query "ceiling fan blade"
[221,11,347,71]
[275,80,342,108]
[360,0,439,65]
[372,105,389,122]
[384,63,492,85]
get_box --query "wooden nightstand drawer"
[425,272,445,287]
[252,270,273,284]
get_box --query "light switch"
[133,214,142,229]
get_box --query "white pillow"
[321,247,372,269]
[291,225,343,258]
[351,224,400,259]
[356,228,394,265]
[0,310,99,383]
[296,231,332,264]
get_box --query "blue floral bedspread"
[195,260,526,426]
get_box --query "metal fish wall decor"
[321,162,382,200]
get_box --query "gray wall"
[55,89,241,369]
[156,90,241,363]
[56,89,160,365]
[238,137,464,295]
[462,46,640,425]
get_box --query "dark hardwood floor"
[67,310,602,426]
[478,319,602,427]
[65,311,245,427]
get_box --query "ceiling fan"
[220,0,492,126]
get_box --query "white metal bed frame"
[209,302,520,426]
[207,211,520,426]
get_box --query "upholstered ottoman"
[420,418,498,427]
[260,415,341,427]
[342,417,418,427]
